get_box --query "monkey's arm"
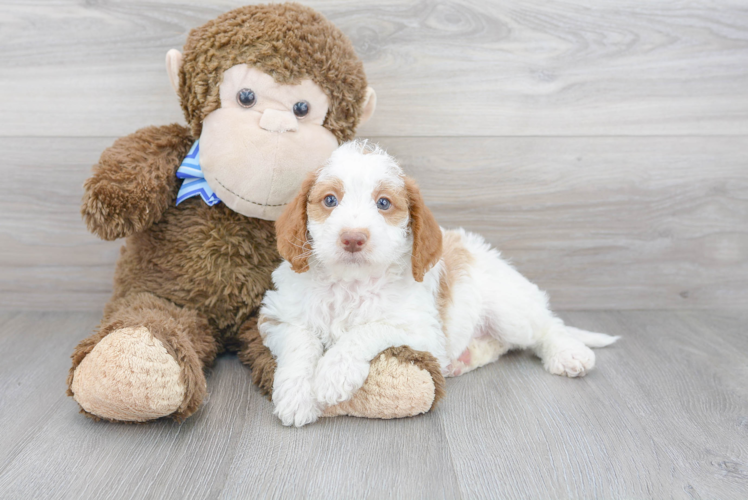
[82,124,194,240]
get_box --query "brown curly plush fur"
[237,316,276,398]
[81,124,280,338]
[179,3,368,141]
[81,124,191,241]
[68,4,441,423]
[69,124,282,421]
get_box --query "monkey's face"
[194,65,338,220]
[165,5,376,221]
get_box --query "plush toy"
[66,3,444,423]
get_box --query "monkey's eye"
[237,89,256,108]
[377,198,391,210]
[293,101,309,118]
[323,195,338,208]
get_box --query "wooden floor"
[0,310,746,499]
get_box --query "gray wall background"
[1,0,746,311]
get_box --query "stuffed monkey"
[67,3,444,423]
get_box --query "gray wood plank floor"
[0,310,746,499]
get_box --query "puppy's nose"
[339,230,369,253]
[259,109,298,133]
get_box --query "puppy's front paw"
[544,344,596,377]
[314,351,370,406]
[273,380,322,427]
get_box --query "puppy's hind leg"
[533,321,619,378]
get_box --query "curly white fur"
[260,141,619,427]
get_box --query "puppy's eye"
[237,88,256,108]
[293,101,309,117]
[377,198,391,210]
[323,195,338,208]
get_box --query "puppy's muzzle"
[339,230,369,253]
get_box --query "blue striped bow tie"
[175,140,221,206]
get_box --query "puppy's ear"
[405,177,443,282]
[275,172,316,273]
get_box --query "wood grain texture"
[0,0,746,137]
[0,311,746,499]
[389,136,748,309]
[2,136,745,310]
[442,310,748,499]
[1,137,121,310]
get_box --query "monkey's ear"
[275,172,317,273]
[165,49,183,94]
[359,87,377,126]
[405,177,442,282]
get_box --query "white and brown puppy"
[260,141,618,427]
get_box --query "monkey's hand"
[82,124,194,240]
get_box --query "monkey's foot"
[70,327,186,422]
[322,346,446,419]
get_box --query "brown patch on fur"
[437,231,475,327]
[405,177,443,282]
[67,292,218,422]
[373,180,409,226]
[275,171,317,273]
[179,3,368,142]
[307,177,345,224]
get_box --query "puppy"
[260,141,618,427]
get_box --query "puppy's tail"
[566,326,620,348]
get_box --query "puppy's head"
[275,141,442,281]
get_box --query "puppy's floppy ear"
[405,177,442,282]
[275,172,317,273]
